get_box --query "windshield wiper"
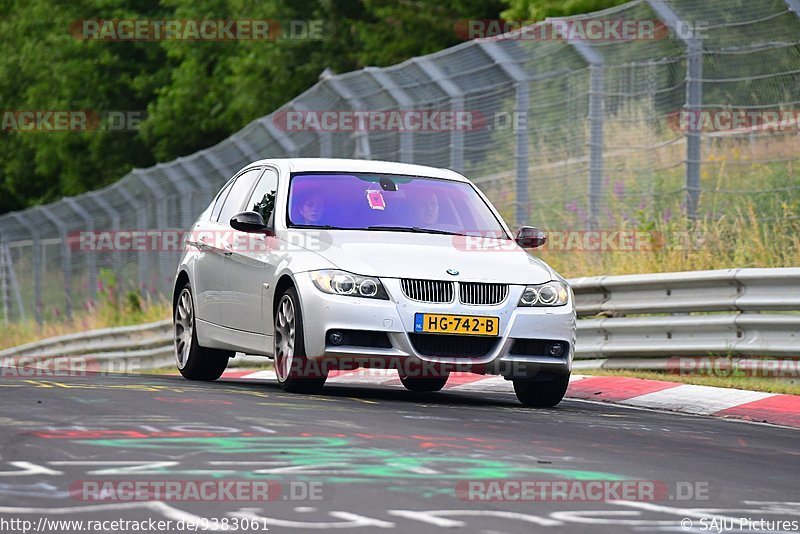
[292,224,339,229]
[367,225,465,236]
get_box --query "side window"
[216,168,264,224]
[210,180,234,222]
[246,169,279,225]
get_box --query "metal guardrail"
[572,268,800,360]
[0,268,797,371]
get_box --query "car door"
[200,167,264,327]
[189,177,235,326]
[220,167,281,334]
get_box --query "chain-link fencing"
[1,0,799,324]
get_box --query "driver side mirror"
[230,211,272,234]
[515,226,547,249]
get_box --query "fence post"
[365,67,415,164]
[10,214,40,324]
[134,170,171,296]
[413,57,464,172]
[257,116,301,158]
[86,191,123,280]
[291,101,333,158]
[229,135,260,162]
[115,184,149,295]
[478,41,531,227]
[320,74,371,160]
[568,40,604,230]
[183,154,223,210]
[3,242,26,323]
[0,235,7,324]
[647,0,703,220]
[38,207,72,320]
[160,162,197,229]
[64,197,97,302]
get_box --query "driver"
[414,193,439,227]
[298,193,325,224]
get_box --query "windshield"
[287,172,508,237]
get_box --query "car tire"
[174,283,231,381]
[399,374,449,392]
[274,287,327,394]
[513,374,570,407]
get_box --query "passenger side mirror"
[230,211,271,234]
[515,226,547,249]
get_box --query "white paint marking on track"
[446,376,511,392]
[236,370,278,380]
[619,384,775,415]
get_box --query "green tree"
[501,0,629,20]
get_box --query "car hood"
[307,230,555,284]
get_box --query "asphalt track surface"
[0,370,798,534]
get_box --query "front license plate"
[414,313,500,336]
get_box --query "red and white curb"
[220,369,800,429]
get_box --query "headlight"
[311,270,389,300]
[518,281,569,307]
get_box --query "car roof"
[247,158,469,182]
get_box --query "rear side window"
[210,180,234,222]
[216,168,264,224]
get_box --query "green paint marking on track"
[78,436,628,484]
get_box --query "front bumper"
[294,272,576,376]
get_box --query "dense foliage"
[0,0,628,214]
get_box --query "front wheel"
[513,374,570,407]
[174,284,231,381]
[274,287,327,394]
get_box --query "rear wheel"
[174,284,231,381]
[513,374,570,407]
[399,374,449,392]
[274,287,327,393]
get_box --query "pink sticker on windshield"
[367,190,385,210]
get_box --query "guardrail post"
[38,207,72,320]
[478,41,531,227]
[647,0,703,220]
[567,40,604,230]
[64,197,97,302]
[365,67,415,164]
[10,214,40,324]
[412,57,464,172]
